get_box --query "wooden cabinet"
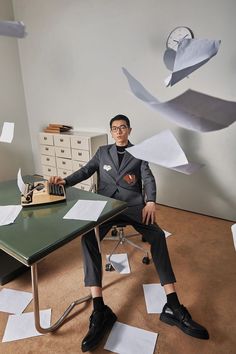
[39,131,107,191]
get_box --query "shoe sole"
[81,314,117,352]
[160,313,209,340]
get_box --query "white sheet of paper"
[106,253,131,274]
[0,122,14,143]
[143,284,166,314]
[122,67,236,132]
[104,321,158,354]
[126,130,202,175]
[2,309,51,342]
[0,205,22,226]
[127,130,187,168]
[163,229,172,238]
[165,38,221,87]
[63,200,107,221]
[17,168,26,195]
[0,20,26,38]
[231,224,236,251]
[0,289,32,314]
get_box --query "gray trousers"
[81,214,176,287]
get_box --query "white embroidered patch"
[103,164,112,171]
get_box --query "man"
[50,114,209,352]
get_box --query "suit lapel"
[108,144,119,171]
[119,141,134,173]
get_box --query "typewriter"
[21,180,66,207]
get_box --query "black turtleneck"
[116,144,128,166]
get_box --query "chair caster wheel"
[111,229,118,237]
[105,263,114,271]
[141,236,147,242]
[142,256,150,265]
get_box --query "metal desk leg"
[31,263,91,334]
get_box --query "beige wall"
[12,0,236,220]
[0,0,34,181]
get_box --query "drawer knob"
[44,137,47,140]
[63,172,66,175]
[61,149,64,153]
[77,140,81,144]
[60,139,64,142]
[45,147,49,151]
[48,168,51,172]
[62,161,66,164]
[46,158,50,161]
[78,152,82,156]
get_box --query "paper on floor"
[231,224,236,251]
[143,284,166,314]
[63,200,107,221]
[163,229,172,238]
[2,309,51,342]
[0,122,14,143]
[106,253,130,274]
[0,205,22,226]
[0,289,32,315]
[104,321,158,354]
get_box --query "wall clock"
[166,26,194,51]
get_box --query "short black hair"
[110,114,130,129]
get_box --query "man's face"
[110,119,132,146]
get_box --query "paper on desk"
[63,200,107,221]
[17,168,26,195]
[122,67,236,132]
[104,321,158,354]
[106,253,131,274]
[0,122,14,143]
[231,224,236,251]
[0,289,32,314]
[143,284,166,314]
[2,309,51,342]
[0,205,22,226]
[0,21,26,38]
[126,130,203,175]
[164,38,221,87]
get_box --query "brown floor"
[0,204,235,354]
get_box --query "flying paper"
[126,130,203,175]
[0,21,26,38]
[164,38,221,86]
[122,67,236,132]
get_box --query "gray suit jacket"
[65,142,156,222]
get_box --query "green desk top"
[0,177,127,266]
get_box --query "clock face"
[166,26,194,51]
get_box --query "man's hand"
[49,176,66,185]
[142,202,156,225]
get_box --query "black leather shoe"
[81,305,117,352]
[160,304,209,340]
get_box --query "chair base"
[105,226,150,271]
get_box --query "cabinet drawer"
[74,183,91,191]
[71,136,89,150]
[56,157,72,170]
[57,168,72,178]
[55,146,71,158]
[72,149,90,162]
[72,160,86,171]
[40,145,55,156]
[54,135,71,148]
[41,155,56,167]
[39,133,54,146]
[42,165,57,176]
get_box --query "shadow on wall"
[177,128,236,218]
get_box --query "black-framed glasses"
[111,125,128,132]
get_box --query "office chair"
[105,223,150,271]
